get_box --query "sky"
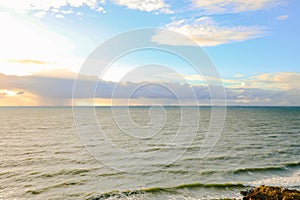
[0,0,299,106]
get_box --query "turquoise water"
[0,107,299,199]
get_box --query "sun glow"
[0,89,19,96]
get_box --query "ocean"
[1,107,300,199]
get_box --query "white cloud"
[0,0,105,18]
[55,14,64,19]
[76,12,84,16]
[192,0,283,14]
[61,9,74,14]
[277,15,288,20]
[96,7,106,13]
[111,0,173,13]
[152,17,266,46]
[33,11,47,18]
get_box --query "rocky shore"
[241,185,300,200]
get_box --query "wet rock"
[240,188,254,197]
[242,185,300,200]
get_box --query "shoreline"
[89,185,300,200]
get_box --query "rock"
[240,188,254,196]
[242,185,300,200]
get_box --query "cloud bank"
[0,71,299,106]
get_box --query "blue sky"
[0,0,299,106]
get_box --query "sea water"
[1,107,299,199]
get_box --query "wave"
[36,168,126,179]
[89,183,246,200]
[36,168,96,178]
[285,161,300,168]
[89,162,300,199]
[233,161,300,174]
[160,162,300,177]
[26,181,85,195]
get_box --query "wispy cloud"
[277,15,289,20]
[3,59,52,65]
[0,0,105,18]
[111,0,173,14]
[0,0,285,16]
[185,72,300,91]
[233,74,245,78]
[0,0,172,16]
[191,0,283,14]
[244,72,300,90]
[152,17,266,46]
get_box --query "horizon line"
[1,105,300,108]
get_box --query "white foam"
[248,170,300,188]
